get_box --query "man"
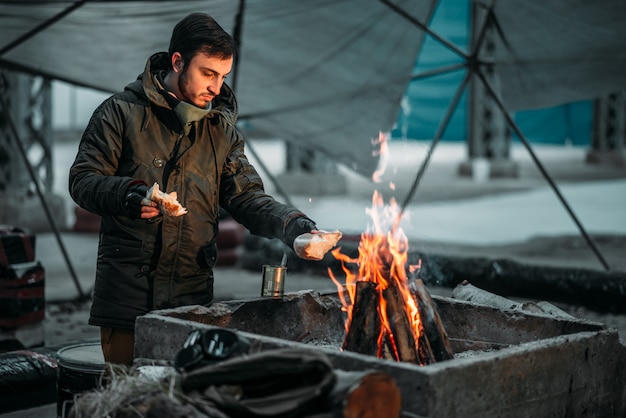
[69,13,321,366]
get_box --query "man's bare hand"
[139,199,160,219]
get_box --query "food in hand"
[147,183,188,216]
[294,230,342,260]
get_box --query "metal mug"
[261,265,286,298]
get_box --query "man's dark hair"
[168,13,236,67]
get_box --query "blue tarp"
[391,0,593,145]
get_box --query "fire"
[329,190,424,362]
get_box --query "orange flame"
[329,190,424,362]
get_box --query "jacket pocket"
[99,235,153,262]
[94,235,155,314]
[197,241,218,269]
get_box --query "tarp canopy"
[481,0,626,111]
[0,0,434,177]
[3,0,625,173]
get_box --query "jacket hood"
[127,52,238,127]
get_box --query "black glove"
[284,216,317,248]
[124,182,150,219]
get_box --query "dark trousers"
[100,327,134,366]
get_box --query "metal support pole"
[476,70,611,272]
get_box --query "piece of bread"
[293,230,342,260]
[147,182,188,217]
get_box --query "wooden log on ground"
[451,280,519,311]
[321,370,402,418]
[410,279,454,362]
[452,281,576,320]
[415,253,626,313]
[343,281,380,356]
[535,301,576,320]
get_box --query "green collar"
[174,100,211,135]
[155,72,211,134]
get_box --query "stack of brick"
[0,225,45,351]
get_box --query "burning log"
[342,279,451,365]
[410,279,454,362]
[381,285,420,364]
[342,282,380,356]
[331,191,452,366]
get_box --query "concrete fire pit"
[134,290,626,417]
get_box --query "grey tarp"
[480,0,626,111]
[0,0,434,177]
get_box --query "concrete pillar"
[586,90,626,167]
[459,2,518,180]
[276,142,347,195]
[0,69,66,232]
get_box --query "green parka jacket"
[69,53,314,329]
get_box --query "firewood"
[415,330,436,366]
[452,281,574,319]
[382,283,440,365]
[380,339,395,361]
[452,280,519,310]
[452,281,575,319]
[535,301,576,320]
[343,281,441,365]
[410,279,454,361]
[343,281,380,356]
[414,253,626,314]
[382,285,419,364]
[322,370,402,418]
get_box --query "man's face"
[177,52,233,108]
